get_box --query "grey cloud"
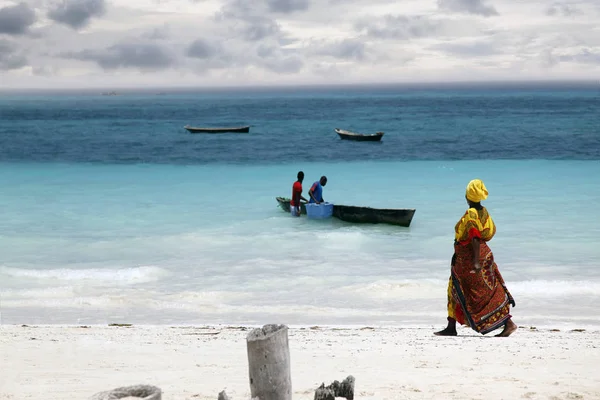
[47,0,106,29]
[0,39,28,70]
[215,0,250,19]
[432,40,499,57]
[185,39,234,71]
[186,39,219,59]
[542,48,600,67]
[539,49,558,68]
[242,18,281,41]
[311,62,341,77]
[248,40,304,73]
[266,0,309,13]
[355,15,440,40]
[546,3,582,16]
[63,42,175,70]
[256,44,275,58]
[559,49,600,64]
[32,65,59,76]
[437,0,499,16]
[312,38,367,61]
[144,25,170,40]
[218,0,308,17]
[263,55,303,73]
[215,3,289,43]
[0,3,36,35]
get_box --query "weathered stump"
[89,384,161,400]
[314,375,355,400]
[246,324,292,400]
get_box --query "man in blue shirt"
[308,176,327,204]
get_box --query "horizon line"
[0,79,598,94]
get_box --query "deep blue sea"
[1,83,599,330]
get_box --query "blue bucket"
[305,202,334,219]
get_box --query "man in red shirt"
[290,171,308,216]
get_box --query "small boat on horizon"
[275,197,415,227]
[335,128,384,142]
[184,125,250,134]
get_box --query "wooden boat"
[276,197,415,227]
[335,128,384,142]
[184,125,250,134]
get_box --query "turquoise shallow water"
[1,159,599,328]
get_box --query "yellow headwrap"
[466,179,488,203]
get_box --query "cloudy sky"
[0,0,599,88]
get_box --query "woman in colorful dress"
[434,179,517,337]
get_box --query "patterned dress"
[446,207,515,334]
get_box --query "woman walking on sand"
[435,179,517,337]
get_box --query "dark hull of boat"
[276,197,415,227]
[332,205,415,227]
[184,126,250,133]
[335,129,384,142]
[337,132,383,141]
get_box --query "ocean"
[1,83,599,330]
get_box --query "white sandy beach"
[1,324,599,400]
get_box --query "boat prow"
[276,196,307,215]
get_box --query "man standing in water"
[309,176,327,204]
[291,171,308,217]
